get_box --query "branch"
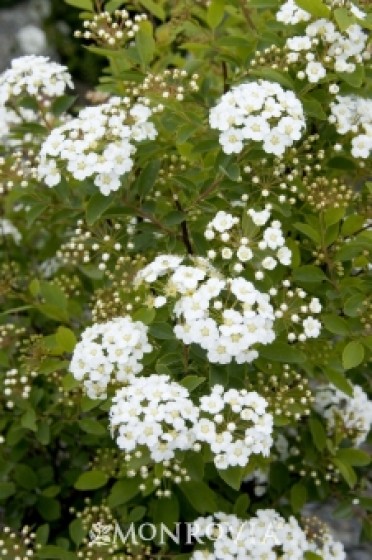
[239,0,257,31]
[175,199,194,254]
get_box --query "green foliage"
[0,0,371,557]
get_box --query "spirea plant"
[0,1,371,559]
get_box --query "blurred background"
[0,0,102,84]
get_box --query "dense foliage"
[0,1,371,559]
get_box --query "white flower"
[0,219,22,244]
[248,208,271,226]
[309,297,322,313]
[302,316,322,338]
[110,375,199,462]
[210,80,305,156]
[37,98,157,195]
[191,509,344,560]
[263,226,285,250]
[195,386,273,469]
[277,246,292,266]
[305,61,327,83]
[287,36,312,51]
[219,128,244,154]
[276,0,311,25]
[237,245,253,262]
[351,134,372,159]
[153,296,167,308]
[315,384,372,447]
[262,256,277,270]
[70,317,152,399]
[209,211,238,233]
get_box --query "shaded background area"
[0,0,102,84]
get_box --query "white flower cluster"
[204,208,292,277]
[195,385,273,470]
[0,218,22,244]
[109,374,199,462]
[285,19,369,83]
[137,255,276,364]
[329,95,372,158]
[276,0,311,25]
[109,379,273,468]
[135,250,323,364]
[314,384,372,446]
[209,80,305,157]
[0,55,73,139]
[277,0,366,26]
[70,317,152,399]
[0,55,73,102]
[37,97,157,194]
[190,509,345,560]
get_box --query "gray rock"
[0,0,53,72]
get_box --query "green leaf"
[259,342,306,363]
[324,206,345,228]
[332,458,357,488]
[37,497,61,521]
[180,375,205,392]
[334,7,356,32]
[108,478,139,507]
[295,0,330,18]
[51,95,76,117]
[56,327,77,353]
[293,265,326,283]
[136,160,161,197]
[21,408,37,432]
[338,64,365,87]
[342,341,365,370]
[305,553,323,560]
[86,192,113,225]
[327,156,357,170]
[152,495,180,528]
[0,482,16,499]
[132,307,156,324]
[40,282,68,308]
[64,0,92,9]
[139,0,165,20]
[294,223,321,244]
[74,470,108,490]
[105,0,123,11]
[219,162,240,181]
[37,546,77,560]
[207,0,225,28]
[344,294,364,317]
[325,368,353,396]
[290,482,307,512]
[163,211,186,226]
[218,466,244,490]
[336,449,370,467]
[309,417,326,451]
[14,464,38,489]
[341,215,365,237]
[136,21,155,68]
[78,418,107,436]
[302,97,327,120]
[69,518,85,546]
[179,481,218,513]
[322,314,350,336]
[149,323,175,339]
[233,493,250,517]
[249,68,295,90]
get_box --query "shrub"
[0,1,371,559]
